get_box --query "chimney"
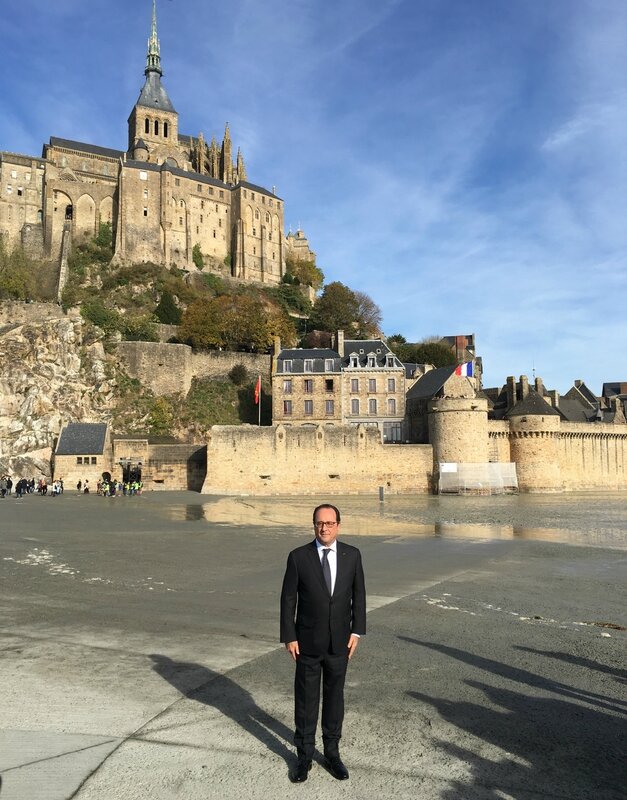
[574,379,583,388]
[535,376,544,396]
[506,376,516,409]
[336,330,345,358]
[520,375,529,400]
[547,389,560,408]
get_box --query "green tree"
[192,243,204,270]
[387,337,456,367]
[285,255,324,290]
[80,297,120,335]
[154,289,182,324]
[309,281,360,333]
[120,314,158,342]
[0,238,36,300]
[309,282,381,339]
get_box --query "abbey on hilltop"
[0,1,306,284]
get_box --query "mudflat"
[0,491,625,799]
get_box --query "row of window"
[174,177,225,198]
[76,457,98,465]
[145,118,169,138]
[242,189,280,209]
[282,377,397,393]
[5,185,24,196]
[281,398,397,416]
[282,355,397,373]
[284,400,335,416]
[349,354,396,368]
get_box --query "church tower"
[127,0,180,164]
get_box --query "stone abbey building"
[0,1,294,284]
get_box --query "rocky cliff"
[0,305,116,479]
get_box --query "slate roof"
[342,340,401,369]
[136,72,176,112]
[557,398,598,423]
[48,137,124,160]
[277,348,341,374]
[406,365,457,400]
[56,423,108,455]
[602,382,627,399]
[504,390,560,418]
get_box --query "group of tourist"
[96,479,143,497]
[0,476,63,497]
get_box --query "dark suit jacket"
[280,540,366,655]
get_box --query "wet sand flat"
[0,491,625,799]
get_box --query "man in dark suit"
[280,503,366,783]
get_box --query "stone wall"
[202,424,433,496]
[558,423,627,490]
[0,301,67,325]
[116,340,271,396]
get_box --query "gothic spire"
[146,0,162,76]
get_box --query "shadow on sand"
[149,654,294,768]
[400,637,625,800]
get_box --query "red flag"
[254,375,261,405]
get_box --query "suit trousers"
[294,649,349,760]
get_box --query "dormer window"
[368,354,376,367]
[350,355,359,368]
[304,359,313,372]
[283,360,292,373]
[386,355,395,367]
[325,359,334,372]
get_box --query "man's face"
[313,507,340,546]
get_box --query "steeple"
[146,0,162,76]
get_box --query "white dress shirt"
[315,539,337,594]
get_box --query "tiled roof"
[136,72,176,113]
[56,423,108,455]
[48,137,124,160]
[505,390,560,418]
[406,366,457,400]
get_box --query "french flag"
[455,362,473,377]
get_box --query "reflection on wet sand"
[167,496,627,549]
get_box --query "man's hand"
[347,634,360,659]
[286,641,300,660]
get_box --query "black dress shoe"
[325,755,349,780]
[290,759,312,783]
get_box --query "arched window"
[145,118,150,134]
[154,120,160,136]
[164,122,169,138]
[255,210,259,220]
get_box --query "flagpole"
[258,376,261,426]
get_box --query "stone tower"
[127,0,180,164]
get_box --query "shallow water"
[165,492,627,550]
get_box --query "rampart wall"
[558,423,627,490]
[0,301,67,325]
[202,424,433,496]
[116,340,271,396]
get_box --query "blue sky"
[2,0,626,393]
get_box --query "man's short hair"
[312,503,341,524]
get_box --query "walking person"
[280,503,366,783]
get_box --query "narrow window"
[143,189,148,199]
[201,200,205,209]
[325,359,334,372]
[197,184,202,192]
[304,359,313,372]
[283,400,292,416]
[388,398,397,414]
[283,379,292,393]
[351,398,359,415]
[283,360,293,373]
[17,187,23,197]
[304,400,313,416]
[369,398,377,415]
[213,230,216,238]
[179,217,183,225]
[219,190,224,198]
[175,178,180,187]
[351,378,359,392]
[164,121,169,138]
[255,210,259,220]
[325,400,334,415]
[76,457,82,465]
[368,354,376,367]
[388,378,396,392]
[218,219,222,227]
[154,120,160,135]
[368,378,376,392]
[200,215,204,223]
[350,355,358,368]
[386,355,395,367]
[252,228,257,236]
[91,457,97,465]
[325,379,334,392]
[304,379,313,393]
[143,207,148,217]
[145,118,150,133]
[209,187,214,195]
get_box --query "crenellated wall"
[202,424,433,495]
